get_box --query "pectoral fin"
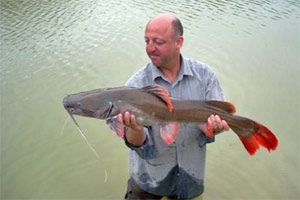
[160,122,179,144]
[106,116,124,138]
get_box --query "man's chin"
[148,56,160,65]
[150,59,161,67]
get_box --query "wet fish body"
[63,84,278,155]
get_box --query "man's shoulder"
[126,63,153,87]
[182,56,215,77]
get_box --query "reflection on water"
[1,0,299,199]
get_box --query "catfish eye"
[76,102,81,107]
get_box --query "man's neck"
[159,55,181,83]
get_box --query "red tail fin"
[238,122,278,155]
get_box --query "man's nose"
[146,41,155,52]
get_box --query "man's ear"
[176,36,184,50]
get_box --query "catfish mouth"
[63,96,83,115]
[64,106,76,115]
[64,104,94,117]
[63,97,107,118]
[62,94,114,119]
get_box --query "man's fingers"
[209,114,230,132]
[209,115,220,131]
[222,120,230,131]
[214,115,222,130]
[117,113,123,123]
[130,114,137,126]
[118,112,142,131]
[124,112,130,126]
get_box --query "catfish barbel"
[63,84,278,155]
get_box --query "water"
[0,0,299,199]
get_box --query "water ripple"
[1,0,298,56]
[0,0,299,199]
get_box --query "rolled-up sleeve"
[124,127,157,160]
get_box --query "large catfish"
[63,84,278,155]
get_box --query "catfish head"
[63,88,114,119]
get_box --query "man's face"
[144,20,181,68]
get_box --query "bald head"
[147,13,183,40]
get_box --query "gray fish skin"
[63,85,278,155]
[63,86,232,125]
[63,86,167,125]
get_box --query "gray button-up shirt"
[125,55,224,199]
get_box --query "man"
[118,13,229,199]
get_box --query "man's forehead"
[145,22,172,37]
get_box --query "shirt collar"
[151,55,194,83]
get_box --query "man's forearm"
[125,127,146,147]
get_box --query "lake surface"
[1,0,299,199]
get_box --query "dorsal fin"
[204,101,236,114]
[142,84,173,112]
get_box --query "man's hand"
[198,114,230,136]
[118,112,146,147]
